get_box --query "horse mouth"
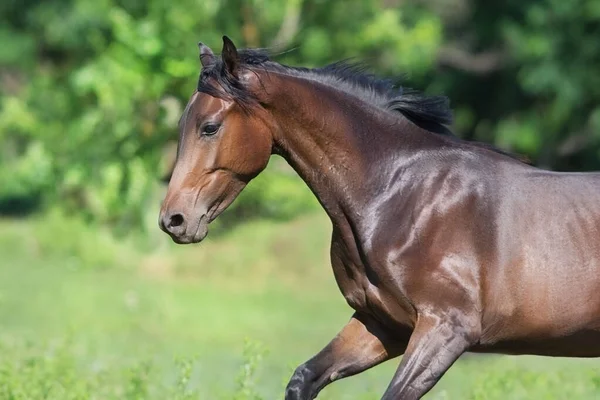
[162,177,247,245]
[192,215,209,243]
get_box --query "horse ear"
[221,35,239,77]
[198,42,215,68]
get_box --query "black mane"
[198,48,451,126]
[198,48,526,163]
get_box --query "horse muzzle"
[159,210,209,244]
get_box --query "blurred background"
[1,0,600,398]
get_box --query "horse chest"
[330,237,416,329]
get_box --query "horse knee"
[285,363,317,400]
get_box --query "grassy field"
[2,211,600,399]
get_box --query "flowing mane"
[197,47,526,162]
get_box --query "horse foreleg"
[285,312,408,400]
[380,312,478,400]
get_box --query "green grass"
[1,212,600,399]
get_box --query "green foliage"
[465,356,600,400]
[502,0,600,166]
[214,158,319,229]
[232,340,268,400]
[1,0,600,228]
[125,361,152,400]
[0,0,441,227]
[171,357,199,400]
[2,215,600,399]
[435,0,600,170]
[29,207,139,270]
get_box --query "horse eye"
[201,123,221,136]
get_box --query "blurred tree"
[0,0,599,228]
[0,0,440,227]
[426,0,600,170]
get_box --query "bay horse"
[159,36,600,399]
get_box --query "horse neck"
[262,72,447,227]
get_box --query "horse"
[159,36,600,399]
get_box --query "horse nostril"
[168,213,185,228]
[159,211,187,237]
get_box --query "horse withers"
[159,36,600,399]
